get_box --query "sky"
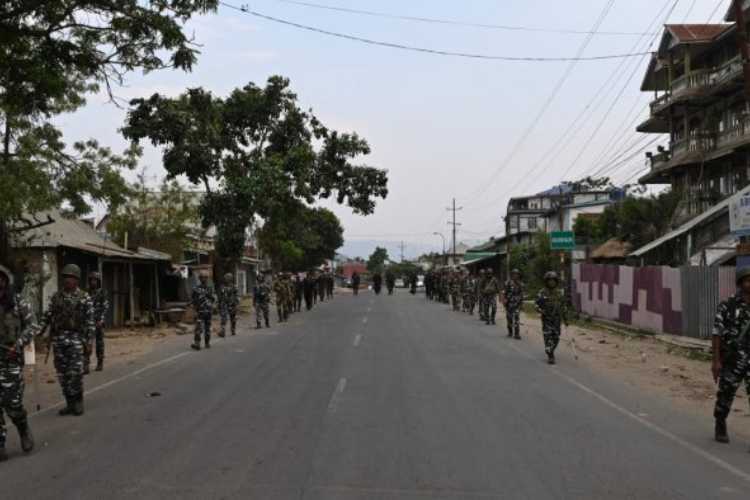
[55,0,730,259]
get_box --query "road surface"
[4,291,750,499]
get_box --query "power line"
[267,0,658,36]
[221,2,654,62]
[458,0,617,207]
[708,0,729,22]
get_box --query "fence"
[572,263,735,339]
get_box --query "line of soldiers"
[1,263,112,461]
[426,267,570,363]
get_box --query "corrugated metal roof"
[630,184,750,257]
[15,210,163,261]
[665,24,733,43]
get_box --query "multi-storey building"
[634,7,750,265]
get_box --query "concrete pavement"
[3,290,750,499]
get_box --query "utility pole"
[399,241,406,262]
[446,198,463,266]
[733,0,750,98]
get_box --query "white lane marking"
[506,342,750,484]
[327,377,347,414]
[31,351,192,418]
[353,334,362,347]
[362,317,368,325]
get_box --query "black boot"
[0,447,7,462]
[507,331,514,338]
[256,323,262,330]
[514,333,522,340]
[204,338,211,349]
[83,364,90,375]
[190,342,201,351]
[95,359,103,372]
[17,422,34,453]
[715,419,730,443]
[59,398,74,416]
[265,318,270,328]
[72,395,84,416]
[547,353,556,365]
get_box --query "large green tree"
[0,0,218,266]
[106,173,202,260]
[123,76,389,273]
[366,247,389,273]
[257,201,344,272]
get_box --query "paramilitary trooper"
[481,268,501,325]
[191,271,216,351]
[218,273,239,337]
[85,271,109,373]
[254,273,271,329]
[39,264,94,416]
[535,271,569,365]
[712,266,750,446]
[0,266,35,461]
[273,273,289,323]
[503,269,524,340]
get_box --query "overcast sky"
[56,0,728,258]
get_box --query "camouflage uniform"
[0,289,36,457]
[462,275,476,314]
[285,276,295,315]
[86,284,109,371]
[40,288,95,412]
[191,280,216,349]
[712,294,750,423]
[218,278,239,337]
[535,287,569,360]
[273,276,289,322]
[503,279,524,338]
[254,278,271,328]
[294,276,304,312]
[449,274,461,312]
[481,273,501,325]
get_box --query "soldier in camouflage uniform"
[462,271,476,314]
[0,267,35,461]
[38,264,94,416]
[481,268,501,325]
[711,266,750,445]
[85,271,109,373]
[535,271,569,364]
[218,273,240,337]
[449,271,461,312]
[253,273,271,329]
[285,274,296,316]
[190,271,216,350]
[273,274,289,323]
[294,274,304,313]
[502,269,524,339]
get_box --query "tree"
[367,247,389,273]
[123,76,389,273]
[106,173,202,260]
[257,201,344,271]
[0,1,218,267]
[563,176,615,193]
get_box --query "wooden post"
[154,263,160,310]
[128,262,135,325]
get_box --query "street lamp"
[433,232,446,266]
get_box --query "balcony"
[645,150,670,171]
[671,69,712,97]
[717,114,750,150]
[671,132,716,159]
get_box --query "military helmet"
[89,271,102,281]
[61,264,82,280]
[544,271,559,282]
[736,266,750,285]
[224,273,234,282]
[511,268,521,276]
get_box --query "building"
[12,210,171,327]
[634,10,750,265]
[505,184,623,261]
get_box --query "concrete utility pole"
[734,0,750,98]
[399,241,406,262]
[446,198,463,265]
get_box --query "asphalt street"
[4,290,750,499]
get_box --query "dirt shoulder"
[520,310,750,441]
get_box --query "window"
[527,217,538,230]
[509,217,519,230]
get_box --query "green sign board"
[550,231,575,251]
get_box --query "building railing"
[717,114,750,149]
[672,69,712,95]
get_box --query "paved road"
[4,291,750,499]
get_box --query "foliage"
[581,189,682,249]
[0,0,217,265]
[367,247,389,273]
[123,76,389,270]
[387,262,422,279]
[563,176,615,193]
[106,173,201,260]
[257,201,344,272]
[509,233,562,294]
